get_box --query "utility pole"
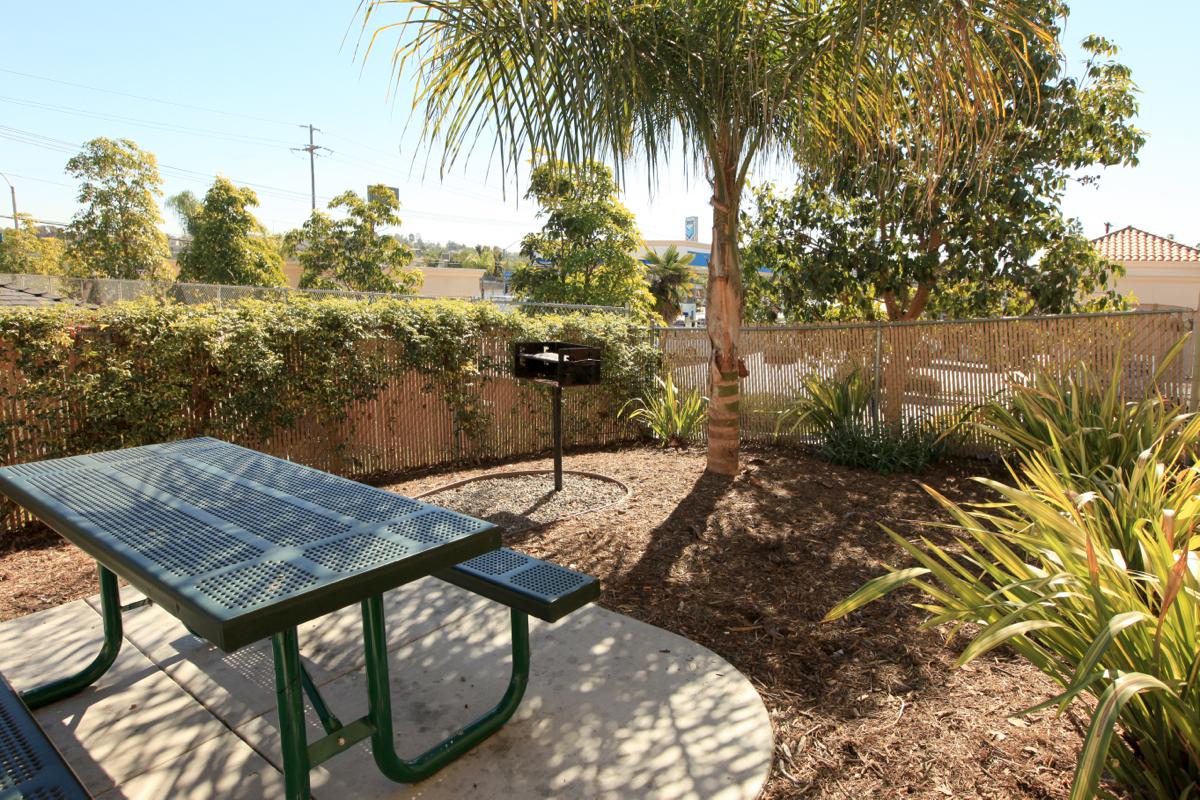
[292,125,329,211]
[0,173,16,228]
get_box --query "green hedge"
[0,298,659,465]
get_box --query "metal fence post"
[870,322,883,429]
[1190,303,1200,411]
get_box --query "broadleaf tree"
[511,161,651,311]
[361,0,1050,475]
[741,14,1142,323]
[0,216,69,276]
[175,178,286,287]
[285,185,420,293]
[65,137,170,280]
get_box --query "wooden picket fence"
[256,364,639,478]
[659,308,1198,454]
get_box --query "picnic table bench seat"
[0,671,90,800]
[440,547,599,622]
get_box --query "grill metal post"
[552,384,563,491]
[512,341,601,493]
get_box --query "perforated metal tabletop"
[0,438,500,651]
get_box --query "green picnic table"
[0,437,599,799]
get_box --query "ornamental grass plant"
[778,367,948,473]
[826,340,1200,799]
[977,337,1193,482]
[621,373,708,447]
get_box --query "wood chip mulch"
[0,444,1088,799]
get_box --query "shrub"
[779,368,948,473]
[620,373,707,447]
[0,298,659,464]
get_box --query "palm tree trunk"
[705,160,744,476]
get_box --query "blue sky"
[2,1,1197,249]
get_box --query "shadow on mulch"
[0,521,66,557]
[480,446,1088,800]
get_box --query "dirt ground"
[0,445,1087,799]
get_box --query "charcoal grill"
[513,341,602,490]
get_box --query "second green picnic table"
[0,437,599,799]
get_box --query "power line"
[0,172,72,189]
[0,124,534,229]
[0,67,296,127]
[0,124,321,204]
[1,67,525,202]
[0,95,297,149]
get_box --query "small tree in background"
[0,216,69,276]
[175,178,285,287]
[65,137,170,280]
[512,161,650,311]
[285,185,420,293]
[645,246,695,325]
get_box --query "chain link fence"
[0,273,631,316]
[658,307,1199,454]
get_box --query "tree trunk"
[705,162,744,476]
[882,282,933,321]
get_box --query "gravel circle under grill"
[417,472,627,533]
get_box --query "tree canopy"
[511,161,650,311]
[285,185,420,293]
[175,178,286,287]
[741,14,1142,323]
[65,137,170,280]
[362,0,1051,475]
[0,216,69,277]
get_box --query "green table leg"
[22,562,123,710]
[300,661,342,734]
[361,596,530,783]
[272,627,311,800]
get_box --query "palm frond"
[360,0,1051,186]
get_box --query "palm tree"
[645,246,695,325]
[360,1,1047,476]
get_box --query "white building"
[1093,226,1200,310]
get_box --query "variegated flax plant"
[620,374,708,448]
[827,337,1200,799]
[357,0,1052,477]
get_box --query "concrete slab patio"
[0,576,773,799]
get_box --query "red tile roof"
[1092,226,1200,263]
